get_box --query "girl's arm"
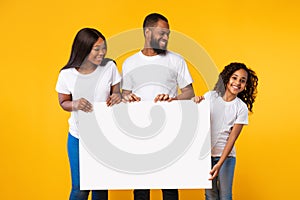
[209,124,244,180]
[58,93,93,112]
[106,83,122,106]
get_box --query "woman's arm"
[106,83,122,106]
[209,124,244,180]
[58,93,93,112]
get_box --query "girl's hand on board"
[191,96,205,104]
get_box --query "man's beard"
[150,37,167,55]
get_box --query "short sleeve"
[121,60,133,90]
[235,102,248,125]
[110,62,121,86]
[55,71,70,94]
[203,91,212,100]
[177,57,193,89]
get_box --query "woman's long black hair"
[61,28,106,71]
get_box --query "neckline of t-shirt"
[210,91,238,105]
[220,95,238,105]
[138,50,167,60]
[71,65,101,77]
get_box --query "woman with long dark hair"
[56,28,121,200]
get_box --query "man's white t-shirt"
[204,91,248,157]
[55,60,121,138]
[122,50,193,100]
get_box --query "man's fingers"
[131,94,140,101]
[122,93,140,103]
[154,94,170,102]
[163,94,169,100]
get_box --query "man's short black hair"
[143,13,168,29]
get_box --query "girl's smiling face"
[225,69,248,97]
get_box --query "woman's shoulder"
[59,67,76,76]
[100,58,116,66]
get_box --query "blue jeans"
[205,157,236,200]
[67,133,108,200]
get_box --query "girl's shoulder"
[235,97,248,112]
[204,90,219,100]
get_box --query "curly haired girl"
[193,62,258,200]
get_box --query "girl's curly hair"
[214,62,258,112]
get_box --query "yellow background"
[1,0,299,199]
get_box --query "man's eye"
[160,32,168,36]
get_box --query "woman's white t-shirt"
[204,91,248,157]
[55,60,121,138]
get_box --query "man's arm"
[176,84,195,100]
[154,84,195,102]
[122,89,141,102]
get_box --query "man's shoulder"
[166,50,183,57]
[166,50,185,61]
[123,51,141,63]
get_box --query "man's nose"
[162,33,169,40]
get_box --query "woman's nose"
[99,49,106,55]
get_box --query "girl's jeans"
[68,133,108,200]
[205,156,236,200]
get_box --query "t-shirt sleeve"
[110,62,121,86]
[235,102,248,125]
[203,91,212,100]
[177,57,193,89]
[55,71,71,94]
[121,60,133,91]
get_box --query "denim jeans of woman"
[205,157,236,200]
[68,133,108,200]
